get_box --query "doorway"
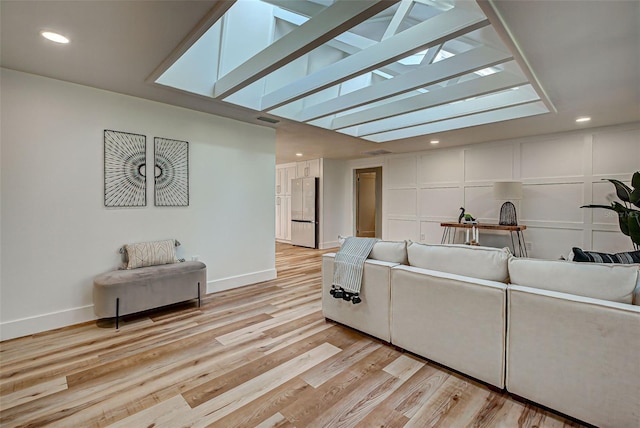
[355,167,382,238]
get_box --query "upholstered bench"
[93,261,207,328]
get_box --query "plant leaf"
[611,202,635,237]
[630,188,640,208]
[632,171,640,189]
[580,204,616,210]
[627,211,640,247]
[605,179,632,203]
[631,171,640,207]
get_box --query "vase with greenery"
[581,171,640,250]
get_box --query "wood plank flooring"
[0,243,585,427]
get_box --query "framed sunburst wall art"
[104,130,147,207]
[154,137,189,207]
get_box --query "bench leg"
[197,282,201,308]
[116,297,120,330]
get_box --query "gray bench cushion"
[93,261,206,318]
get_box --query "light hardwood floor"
[0,243,585,427]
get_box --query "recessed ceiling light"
[575,116,591,123]
[41,31,69,44]
[295,153,303,157]
[430,140,440,144]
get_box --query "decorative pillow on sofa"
[123,239,179,269]
[572,247,640,264]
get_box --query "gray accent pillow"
[121,239,180,269]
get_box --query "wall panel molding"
[371,121,640,257]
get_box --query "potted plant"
[581,171,640,250]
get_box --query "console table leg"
[115,297,120,330]
[510,231,517,256]
[518,231,528,257]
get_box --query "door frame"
[354,167,382,238]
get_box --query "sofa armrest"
[321,254,398,342]
[507,284,640,428]
[391,265,507,388]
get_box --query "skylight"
[155,0,550,143]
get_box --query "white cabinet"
[284,165,296,194]
[296,159,320,178]
[275,196,281,238]
[276,169,284,196]
[276,160,320,242]
[275,195,291,241]
[276,165,297,195]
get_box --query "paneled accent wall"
[379,123,639,259]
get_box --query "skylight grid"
[155,0,550,144]
[338,84,540,138]
[360,101,549,142]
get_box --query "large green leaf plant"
[582,171,640,250]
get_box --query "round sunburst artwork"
[104,130,146,207]
[154,137,189,207]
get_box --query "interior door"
[355,167,382,238]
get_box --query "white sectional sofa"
[322,241,640,428]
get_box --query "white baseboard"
[207,268,277,294]
[0,269,278,341]
[0,305,96,341]
[320,240,340,250]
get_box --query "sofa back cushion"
[339,236,408,265]
[407,243,510,283]
[508,258,639,304]
[369,240,408,264]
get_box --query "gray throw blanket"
[331,237,378,304]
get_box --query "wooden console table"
[440,222,528,257]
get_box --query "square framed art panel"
[104,129,147,207]
[154,137,189,206]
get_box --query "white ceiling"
[2,0,638,164]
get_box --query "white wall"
[0,69,276,340]
[320,158,347,249]
[321,156,383,248]
[331,123,639,259]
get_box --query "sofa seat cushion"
[508,258,639,304]
[407,242,510,283]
